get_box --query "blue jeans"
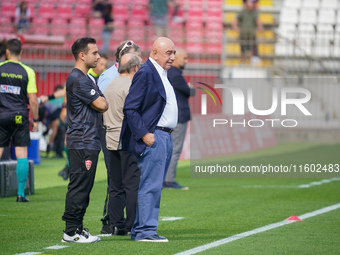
[131,129,173,240]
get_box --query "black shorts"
[0,114,30,147]
[240,36,257,54]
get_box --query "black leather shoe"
[100,223,113,234]
[58,165,70,180]
[16,196,30,202]
[113,227,130,236]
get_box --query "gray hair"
[118,54,141,74]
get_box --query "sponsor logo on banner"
[85,160,92,170]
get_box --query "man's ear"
[79,52,85,61]
[153,49,157,60]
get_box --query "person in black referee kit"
[0,38,39,202]
[61,37,108,243]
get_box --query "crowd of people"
[0,34,195,243]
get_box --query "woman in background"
[15,1,31,34]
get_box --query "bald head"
[150,37,176,71]
[172,48,188,70]
[118,53,141,75]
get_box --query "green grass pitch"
[0,142,339,255]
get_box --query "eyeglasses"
[119,40,134,58]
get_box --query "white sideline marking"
[97,234,112,237]
[298,177,340,188]
[241,185,296,189]
[160,217,184,221]
[44,245,68,250]
[15,253,42,255]
[174,203,340,255]
[241,178,340,189]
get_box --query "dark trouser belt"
[155,126,174,134]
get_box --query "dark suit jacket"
[167,66,196,123]
[120,59,167,156]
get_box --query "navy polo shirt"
[66,68,104,151]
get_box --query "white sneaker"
[62,229,101,243]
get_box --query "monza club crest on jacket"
[85,160,92,170]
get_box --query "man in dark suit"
[163,48,195,190]
[120,37,177,242]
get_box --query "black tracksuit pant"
[62,149,99,235]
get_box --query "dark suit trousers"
[108,150,140,231]
[100,126,111,223]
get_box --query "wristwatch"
[33,118,39,122]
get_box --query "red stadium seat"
[38,3,55,18]
[189,0,204,5]
[31,25,50,35]
[205,42,222,54]
[31,17,50,35]
[169,24,185,44]
[134,0,149,4]
[112,19,127,42]
[186,43,204,54]
[112,28,127,42]
[206,21,223,30]
[205,30,223,43]
[206,0,223,7]
[0,16,14,33]
[88,18,104,37]
[128,19,144,28]
[113,4,129,22]
[70,17,86,26]
[70,18,87,36]
[206,6,222,20]
[51,18,69,36]
[131,5,148,21]
[187,30,203,43]
[75,0,91,4]
[75,4,91,17]
[1,2,16,17]
[114,0,130,4]
[56,3,73,19]
[88,18,104,27]
[186,20,204,29]
[187,5,204,18]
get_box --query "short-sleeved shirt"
[237,9,258,39]
[150,0,169,16]
[97,62,119,93]
[103,76,131,150]
[66,68,104,151]
[0,60,37,119]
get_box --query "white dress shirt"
[149,57,178,129]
